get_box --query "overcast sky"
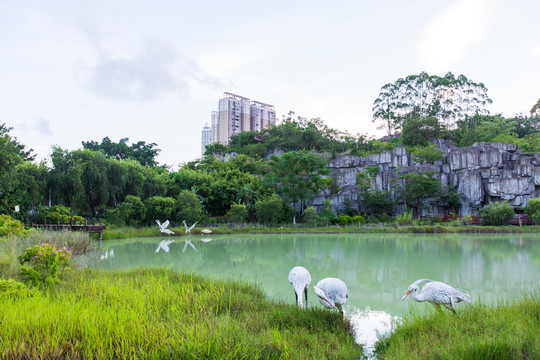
[1,0,539,168]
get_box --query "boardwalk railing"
[24,217,107,240]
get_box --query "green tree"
[0,123,35,214]
[394,171,442,219]
[480,201,515,226]
[144,196,176,225]
[401,116,444,147]
[226,203,248,223]
[255,195,285,225]
[176,190,202,224]
[360,190,395,217]
[263,150,330,224]
[523,198,540,223]
[411,144,444,164]
[82,137,161,167]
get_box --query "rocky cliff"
[314,142,540,215]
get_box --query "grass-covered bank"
[0,268,362,359]
[102,224,540,240]
[375,291,540,360]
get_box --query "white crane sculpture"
[288,266,311,308]
[200,229,212,235]
[314,277,348,312]
[401,279,471,314]
[155,220,174,235]
[183,220,198,234]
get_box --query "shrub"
[351,215,366,225]
[396,211,413,226]
[255,195,284,225]
[303,207,317,225]
[144,196,176,225]
[17,243,72,288]
[226,204,248,223]
[480,201,515,226]
[0,278,39,299]
[338,215,352,225]
[524,198,540,222]
[317,200,338,225]
[0,215,33,240]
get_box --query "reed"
[375,291,540,360]
[0,268,362,359]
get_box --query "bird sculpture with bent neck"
[313,277,348,313]
[401,278,471,313]
[288,266,311,308]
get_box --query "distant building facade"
[202,92,276,150]
[201,122,212,157]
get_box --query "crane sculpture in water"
[155,220,174,235]
[314,277,348,313]
[288,266,311,308]
[183,220,198,234]
[401,279,471,314]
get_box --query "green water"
[90,233,540,352]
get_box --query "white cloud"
[417,0,493,74]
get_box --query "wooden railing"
[23,217,107,240]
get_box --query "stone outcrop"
[314,142,540,215]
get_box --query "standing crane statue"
[400,279,471,314]
[288,266,311,308]
[313,277,348,312]
[183,220,198,234]
[155,220,174,235]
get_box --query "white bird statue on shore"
[314,277,348,312]
[183,220,198,234]
[200,229,212,235]
[155,220,174,235]
[401,279,471,314]
[288,266,311,308]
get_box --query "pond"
[89,233,540,355]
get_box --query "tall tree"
[372,72,492,134]
[82,137,161,167]
[263,150,330,224]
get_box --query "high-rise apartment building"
[201,122,212,157]
[201,92,276,151]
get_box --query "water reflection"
[350,308,398,358]
[155,239,174,253]
[182,238,197,253]
[200,238,212,243]
[91,233,540,349]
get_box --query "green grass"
[375,291,540,360]
[0,268,362,359]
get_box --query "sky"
[1,0,539,169]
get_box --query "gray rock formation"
[314,142,540,216]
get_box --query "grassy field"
[375,291,540,360]
[0,268,362,359]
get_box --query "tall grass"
[0,230,95,278]
[0,268,362,359]
[375,291,540,359]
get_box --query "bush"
[17,243,72,288]
[317,201,338,225]
[303,207,317,225]
[396,211,413,226]
[255,195,284,225]
[144,196,176,225]
[0,278,39,299]
[0,215,33,240]
[351,215,366,225]
[108,195,146,226]
[524,198,540,222]
[338,215,352,225]
[226,204,248,223]
[480,201,515,226]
